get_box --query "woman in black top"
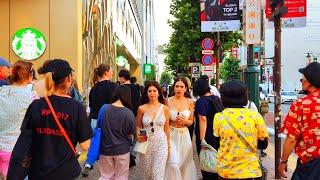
[193,78,223,180]
[8,59,92,179]
[89,64,118,125]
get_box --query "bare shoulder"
[162,104,170,112]
[138,104,147,113]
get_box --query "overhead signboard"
[12,28,47,60]
[200,0,241,32]
[244,0,261,45]
[266,0,306,28]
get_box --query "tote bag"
[199,139,218,173]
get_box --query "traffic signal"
[269,0,288,21]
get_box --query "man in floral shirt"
[279,62,320,178]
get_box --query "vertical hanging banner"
[244,0,261,45]
[200,0,241,32]
[266,0,306,28]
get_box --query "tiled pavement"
[79,135,296,179]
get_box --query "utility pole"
[216,32,220,88]
[269,0,287,178]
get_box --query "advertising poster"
[201,0,241,32]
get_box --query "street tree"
[220,57,240,81]
[160,71,173,85]
[164,0,243,75]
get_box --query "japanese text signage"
[266,0,306,28]
[244,0,261,45]
[201,0,241,32]
[12,28,47,60]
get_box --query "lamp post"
[267,68,270,93]
[306,52,320,64]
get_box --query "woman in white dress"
[136,80,170,180]
[165,77,197,180]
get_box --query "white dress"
[165,109,197,180]
[139,104,168,180]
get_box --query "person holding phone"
[136,81,170,179]
[165,77,197,180]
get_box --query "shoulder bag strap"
[225,118,256,153]
[44,96,77,156]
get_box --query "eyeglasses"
[150,122,154,133]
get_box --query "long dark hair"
[93,63,111,84]
[140,80,166,105]
[172,76,191,98]
[111,85,132,109]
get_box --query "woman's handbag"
[133,140,149,155]
[86,105,107,164]
[225,119,268,180]
[199,139,218,173]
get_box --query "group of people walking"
[1,56,319,180]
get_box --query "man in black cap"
[278,62,320,178]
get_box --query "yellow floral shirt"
[213,108,269,179]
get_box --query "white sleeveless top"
[168,97,191,121]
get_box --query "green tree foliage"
[160,71,173,85]
[164,0,242,75]
[220,57,240,81]
[145,64,156,81]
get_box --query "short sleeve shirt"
[281,90,320,164]
[213,108,269,179]
[23,95,93,179]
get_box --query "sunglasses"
[150,122,154,133]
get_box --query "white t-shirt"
[245,100,258,112]
[210,85,221,98]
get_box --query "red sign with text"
[266,0,306,19]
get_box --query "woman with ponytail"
[82,63,118,176]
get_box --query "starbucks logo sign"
[12,28,46,60]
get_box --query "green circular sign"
[12,28,47,60]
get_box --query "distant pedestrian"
[165,77,197,180]
[0,61,38,179]
[136,80,170,179]
[193,78,223,180]
[279,62,320,179]
[214,80,269,179]
[7,59,92,179]
[0,57,11,87]
[98,85,136,180]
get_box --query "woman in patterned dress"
[0,61,38,179]
[136,80,170,180]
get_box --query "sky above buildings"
[154,0,173,45]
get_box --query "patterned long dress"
[139,105,168,180]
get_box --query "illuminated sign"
[12,28,47,60]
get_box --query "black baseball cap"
[40,59,74,83]
[299,62,320,88]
